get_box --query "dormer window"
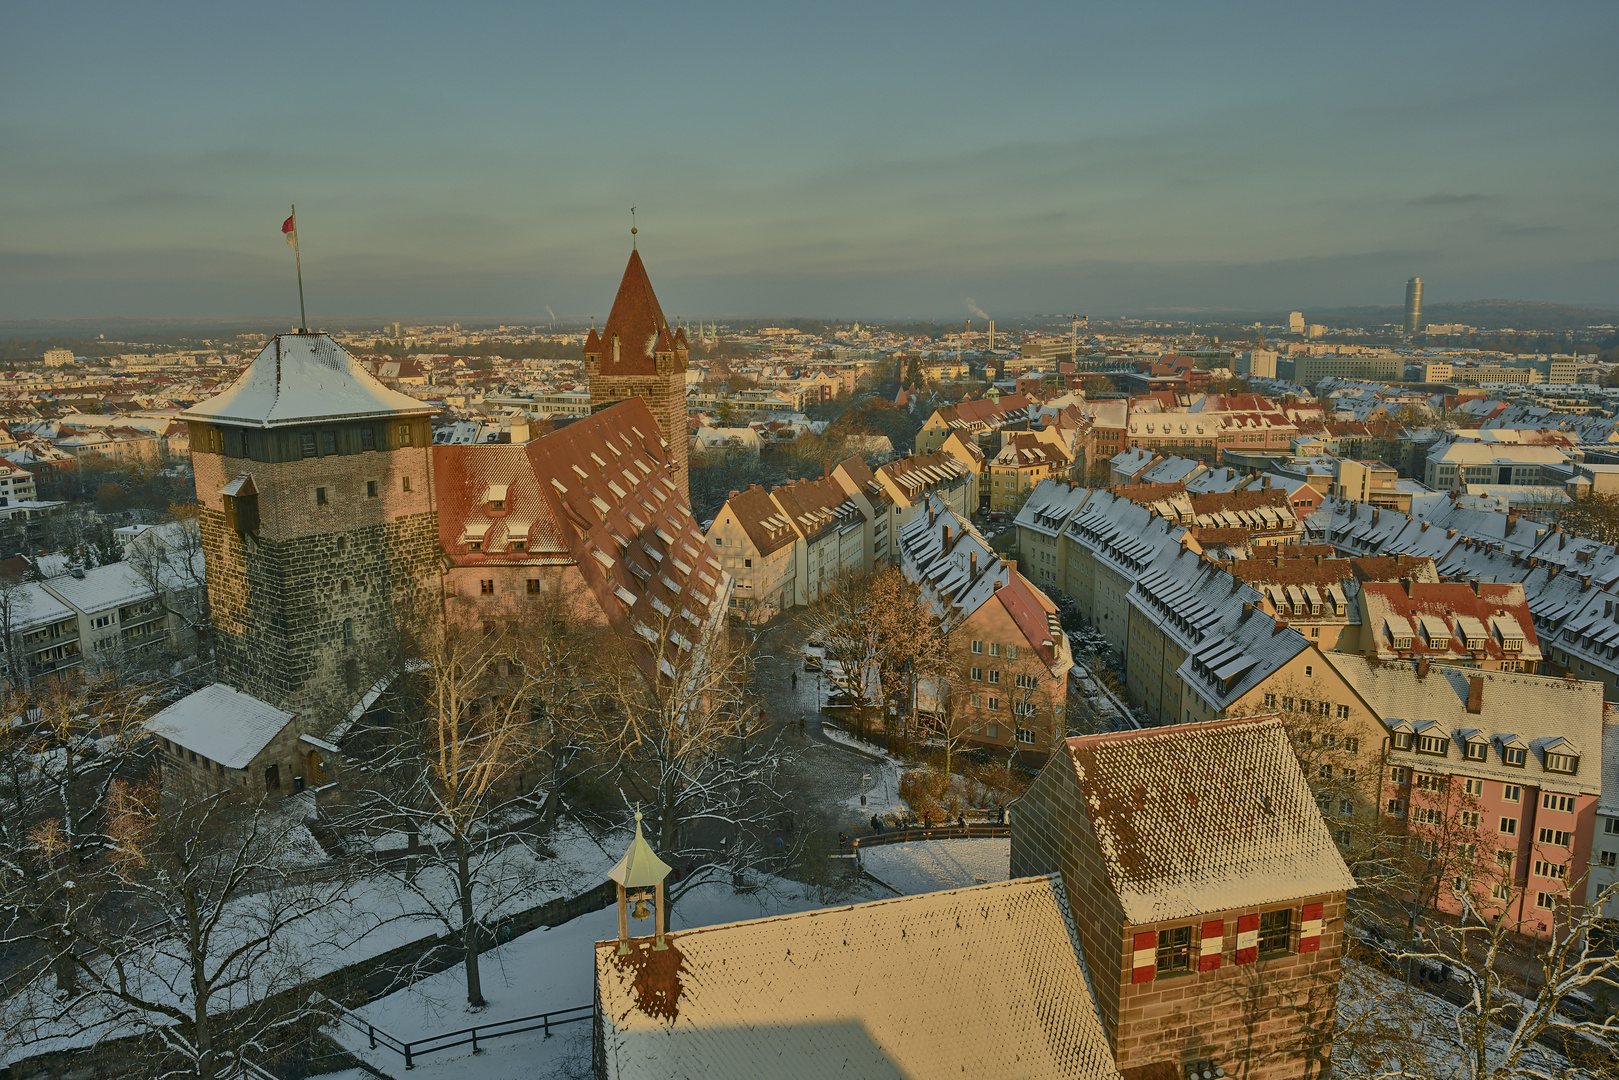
[1393,732,1413,751]
[1416,734,1449,756]
[1465,742,1488,762]
[1503,637,1523,652]
[1392,635,1412,650]
[1503,747,1527,767]
[1545,752,1579,774]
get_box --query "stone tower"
[583,249,690,500]
[184,333,440,729]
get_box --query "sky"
[3,1,1616,322]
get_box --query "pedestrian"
[871,814,881,833]
[957,813,966,830]
[792,672,798,690]
[838,831,849,846]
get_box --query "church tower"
[583,249,690,500]
[184,333,440,729]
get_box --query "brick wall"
[1113,895,1344,1079]
[586,367,689,503]
[195,441,442,728]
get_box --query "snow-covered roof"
[147,683,294,769]
[1056,716,1356,925]
[38,561,155,614]
[594,875,1122,1080]
[183,333,434,428]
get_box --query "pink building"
[1326,654,1605,937]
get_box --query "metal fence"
[324,994,592,1070]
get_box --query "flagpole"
[291,203,307,332]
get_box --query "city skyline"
[3,1,1615,320]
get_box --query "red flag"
[282,213,297,248]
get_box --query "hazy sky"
[4,1,1616,321]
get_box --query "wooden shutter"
[1299,902,1324,954]
[1131,931,1156,984]
[1235,913,1259,965]
[1198,920,1224,972]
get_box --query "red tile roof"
[594,249,672,377]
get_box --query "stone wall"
[587,369,689,503]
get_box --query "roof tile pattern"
[595,876,1123,1080]
[594,250,673,377]
[1062,716,1356,925]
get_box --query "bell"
[631,893,652,920]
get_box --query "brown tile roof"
[722,484,798,556]
[595,249,673,377]
[434,443,568,565]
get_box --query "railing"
[322,994,592,1070]
[850,824,1010,848]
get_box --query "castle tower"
[583,249,690,500]
[183,333,440,728]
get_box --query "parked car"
[803,637,825,671]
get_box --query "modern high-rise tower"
[1405,277,1424,334]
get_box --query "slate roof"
[1058,716,1356,925]
[183,334,434,428]
[148,683,294,769]
[594,875,1123,1080]
[1323,653,1604,797]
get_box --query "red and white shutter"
[1198,920,1224,971]
[1235,913,1259,964]
[1299,903,1324,954]
[1131,930,1156,983]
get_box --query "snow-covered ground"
[859,838,1010,896]
[327,871,892,1080]
[0,821,627,1068]
[819,724,906,815]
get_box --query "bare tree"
[125,502,212,663]
[0,569,32,689]
[806,571,888,743]
[335,620,561,1009]
[578,604,799,906]
[1,779,344,1080]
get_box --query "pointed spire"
[599,249,669,374]
[608,809,672,889]
[585,325,602,354]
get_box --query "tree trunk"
[457,833,485,1007]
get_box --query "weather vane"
[631,206,637,248]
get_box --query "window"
[320,430,337,455]
[1007,645,1019,660]
[971,640,983,654]
[315,487,328,505]
[480,579,495,595]
[1016,728,1035,745]
[986,723,998,738]
[1459,811,1480,829]
[1536,892,1557,910]
[342,618,353,646]
[988,670,1000,684]
[1542,793,1575,813]
[1465,742,1488,761]
[1413,807,1443,826]
[1607,819,1619,835]
[970,667,982,681]
[367,480,377,497]
[1339,799,1354,815]
[714,537,723,547]
[1282,696,1295,712]
[527,579,541,594]
[403,476,412,492]
[1464,778,1484,797]
[1534,860,1567,880]
[1414,839,1437,859]
[398,423,413,447]
[987,697,999,712]
[1538,828,1571,847]
[1500,817,1518,835]
[1263,693,1277,708]
[1305,665,1313,677]
[1503,746,1526,766]
[1393,732,1413,750]
[490,497,505,511]
[511,539,526,551]
[744,558,753,568]
[1417,734,1448,755]
[1503,784,1521,803]
[1319,764,1333,781]
[1258,909,1292,955]
[1602,851,1617,868]
[361,427,376,451]
[299,432,317,457]
[1336,704,1350,720]
[1390,767,1408,784]
[1156,926,1193,974]
[1415,774,1445,791]
[989,642,1002,657]
[1387,798,1407,815]
[1334,827,1351,845]
[1546,753,1578,774]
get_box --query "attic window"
[1465,742,1488,761]
[398,423,413,447]
[300,432,317,458]
[1392,732,1413,751]
[1545,752,1578,774]
[1503,746,1527,767]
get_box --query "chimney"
[994,577,1004,591]
[1420,520,1430,531]
[970,551,978,575]
[1466,675,1484,714]
[943,523,952,547]
[1241,602,1254,621]
[1272,619,1289,636]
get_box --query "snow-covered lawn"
[327,871,890,1080]
[859,838,1010,896]
[0,821,626,1068]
